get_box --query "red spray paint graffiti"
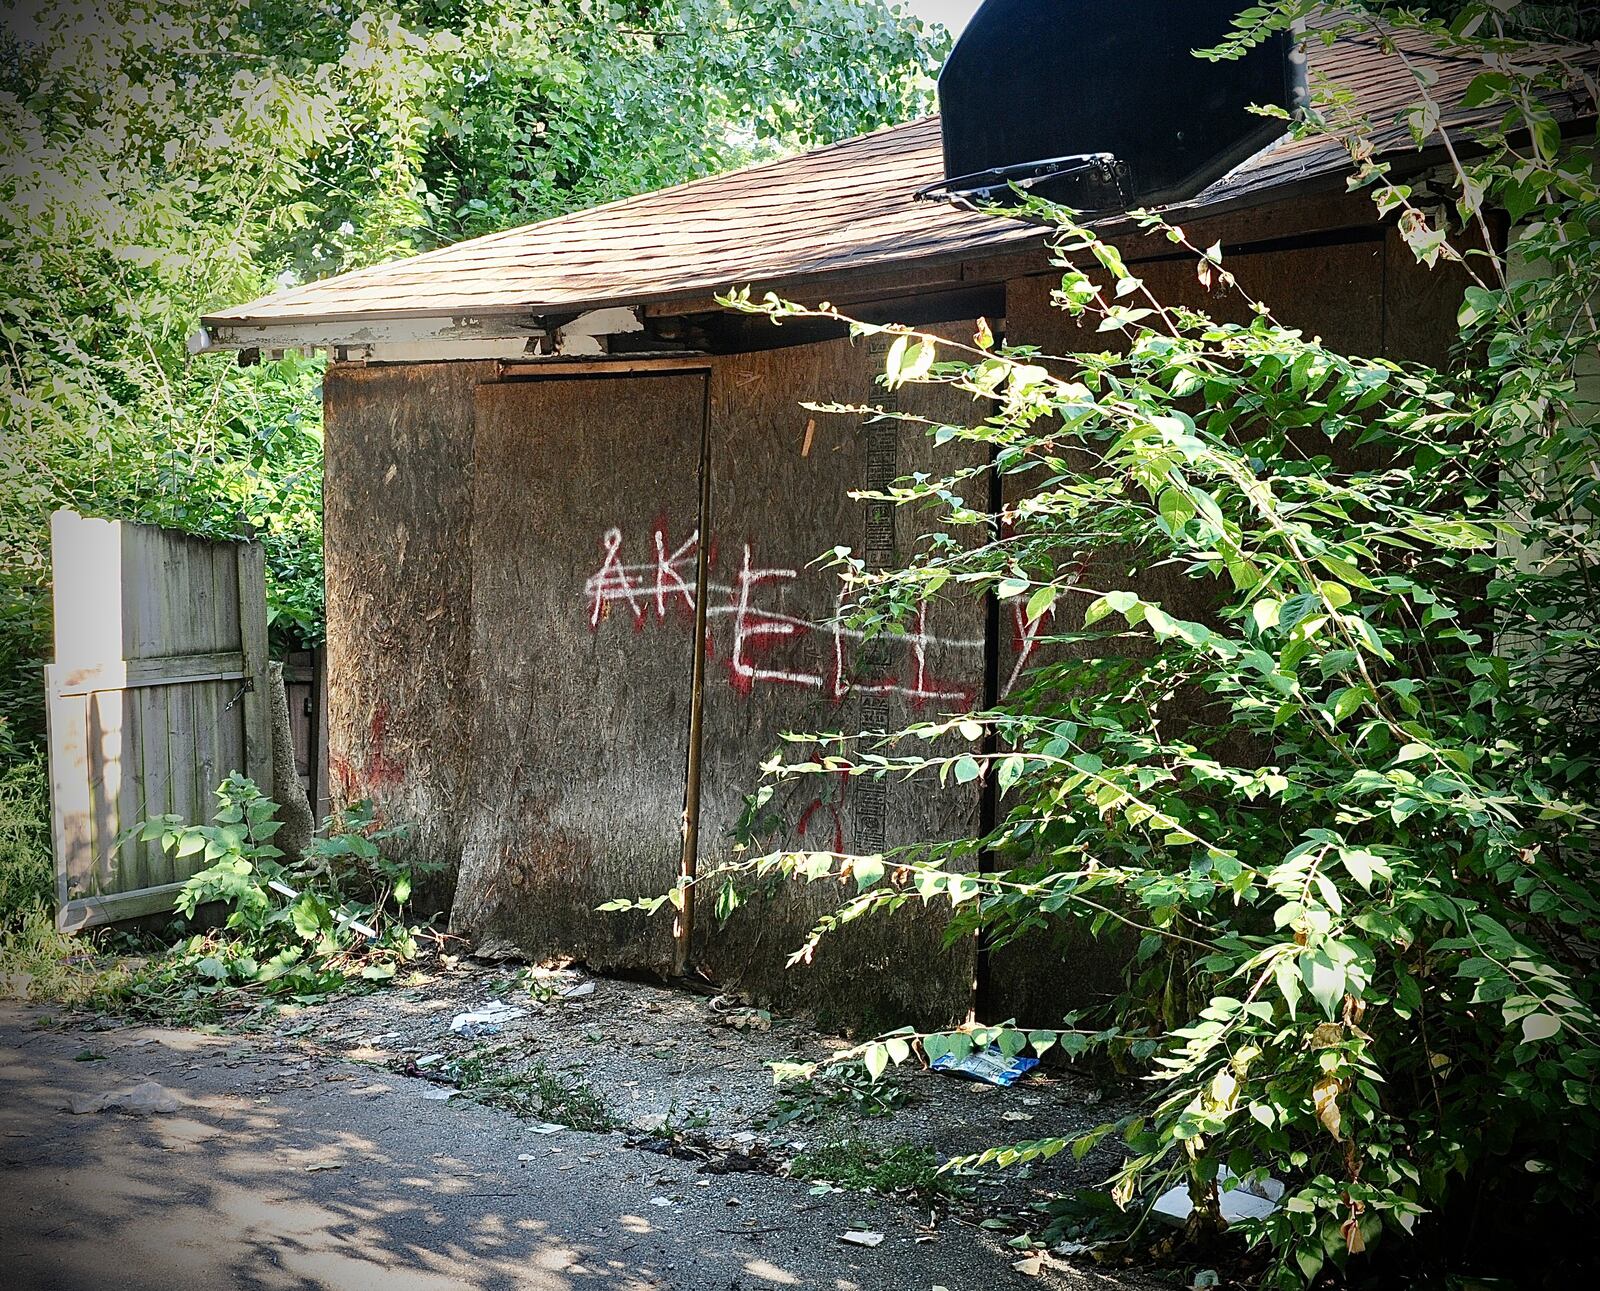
[582,524,988,707]
[329,700,407,800]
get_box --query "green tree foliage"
[683,3,1599,1282]
[0,0,943,757]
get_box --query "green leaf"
[1025,584,1057,623]
[952,755,982,784]
[1301,948,1347,1019]
[291,893,331,940]
[1527,108,1560,161]
[1328,686,1366,724]
[1315,554,1377,591]
[1252,599,1281,631]
[883,334,908,385]
[1273,957,1302,1018]
[853,856,885,890]
[1339,848,1389,891]
[996,754,1025,791]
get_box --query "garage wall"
[323,362,496,911]
[449,372,708,967]
[318,216,1464,1026]
[693,329,989,1031]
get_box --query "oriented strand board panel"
[693,329,988,1031]
[450,373,707,968]
[988,238,1390,1025]
[323,362,495,898]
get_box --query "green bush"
[662,6,1600,1285]
[0,755,51,929]
[120,774,438,1018]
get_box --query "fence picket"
[47,510,272,931]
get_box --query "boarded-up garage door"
[451,372,708,968]
[694,330,989,1030]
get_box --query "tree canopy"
[0,0,945,757]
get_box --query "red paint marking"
[364,701,406,790]
[583,524,981,708]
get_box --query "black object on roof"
[929,0,1304,212]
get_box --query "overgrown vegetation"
[0,775,435,1022]
[0,906,139,1008]
[765,1059,914,1126]
[0,755,50,927]
[0,0,946,763]
[652,3,1600,1285]
[442,1048,617,1131]
[790,1136,963,1200]
[126,774,433,1018]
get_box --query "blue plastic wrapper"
[929,1045,1039,1086]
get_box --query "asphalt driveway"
[0,1004,1141,1291]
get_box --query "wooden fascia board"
[195,312,548,355]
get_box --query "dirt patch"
[246,954,1145,1250]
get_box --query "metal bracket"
[915,152,1128,215]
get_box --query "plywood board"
[450,372,709,969]
[322,363,497,899]
[693,328,989,1031]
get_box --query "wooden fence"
[46,510,273,931]
[283,648,330,822]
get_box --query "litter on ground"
[1151,1168,1285,1226]
[449,1001,529,1036]
[65,1080,181,1115]
[929,1046,1039,1087]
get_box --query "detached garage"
[200,9,1480,1027]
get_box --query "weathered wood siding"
[46,510,270,930]
[449,372,708,967]
[692,330,987,1030]
[323,363,494,900]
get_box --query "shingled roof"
[200,21,1566,333]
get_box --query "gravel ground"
[245,954,1146,1237]
[1,1001,1172,1291]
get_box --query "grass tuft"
[789,1136,965,1200]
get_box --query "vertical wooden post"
[674,381,714,977]
[235,541,272,791]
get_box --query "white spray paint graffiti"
[582,524,1049,705]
